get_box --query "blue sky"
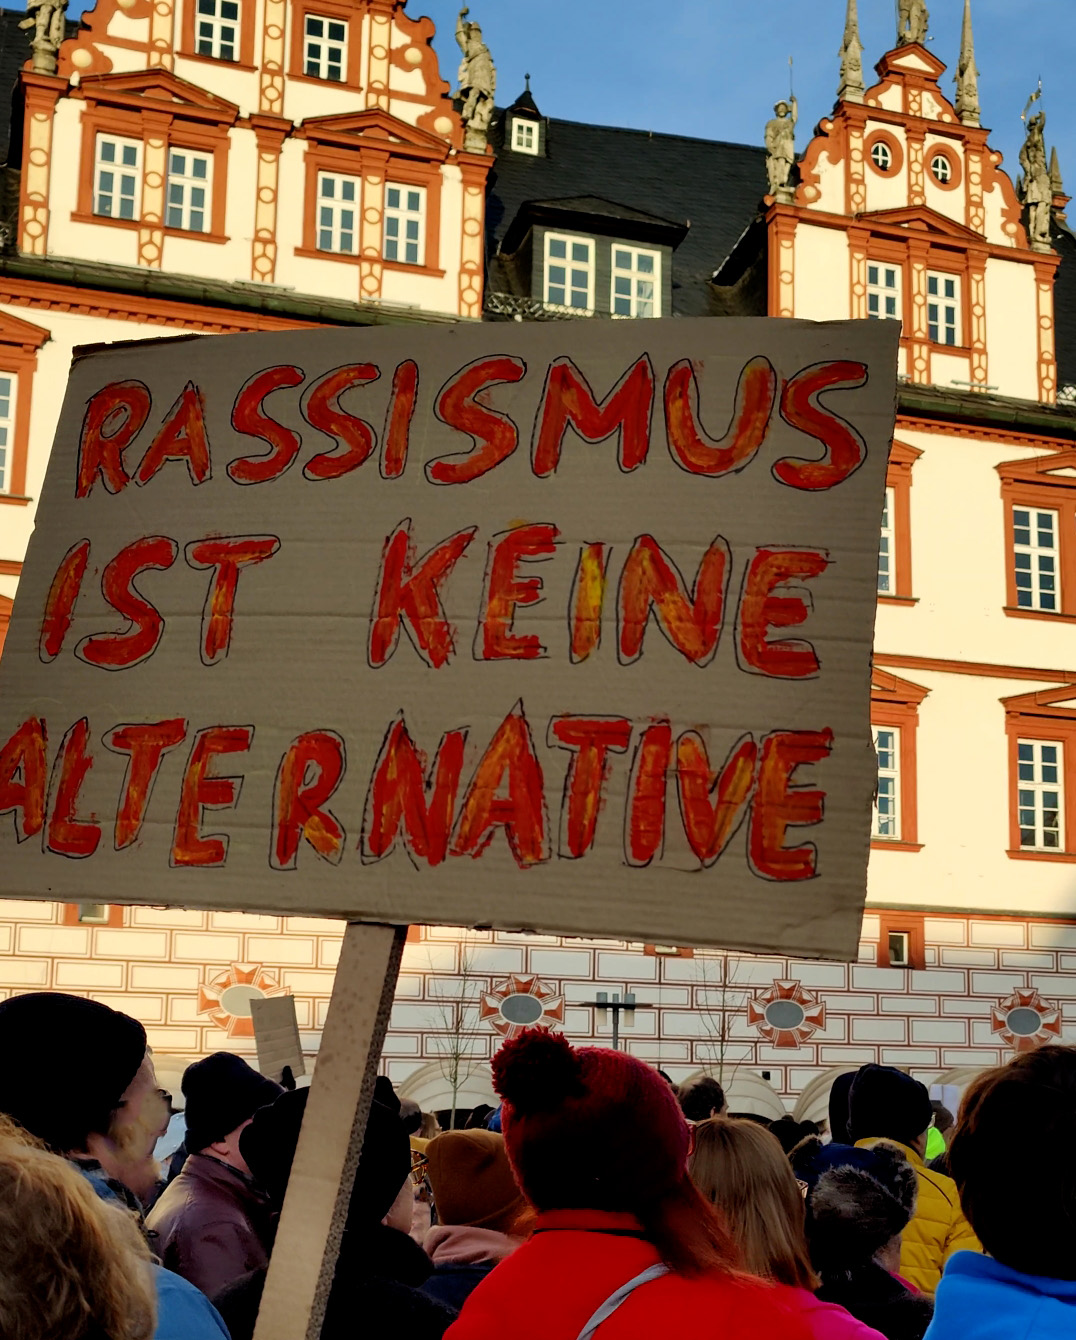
[58,0,1075,200]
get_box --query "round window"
[1005,1006,1043,1037]
[870,141,893,172]
[930,153,952,184]
[500,992,545,1026]
[763,999,806,1030]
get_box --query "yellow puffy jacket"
[855,1138,981,1296]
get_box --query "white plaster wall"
[929,351,970,390]
[174,57,259,118]
[984,258,1038,400]
[0,574,16,600]
[866,669,1076,917]
[803,144,845,215]
[46,103,142,267]
[91,45,149,74]
[922,140,967,227]
[282,80,367,126]
[0,305,200,580]
[874,86,903,112]
[101,12,150,44]
[863,124,908,213]
[793,225,850,321]
[982,167,1020,249]
[874,428,1074,673]
[161,129,259,281]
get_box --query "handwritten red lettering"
[227,365,305,485]
[428,356,526,485]
[185,535,281,666]
[478,524,558,660]
[362,716,466,867]
[664,356,776,476]
[738,547,829,679]
[45,717,101,858]
[39,539,91,663]
[550,716,631,858]
[76,536,179,671]
[76,381,151,498]
[171,725,254,867]
[302,363,379,481]
[369,520,476,669]
[451,702,547,867]
[773,361,868,491]
[135,382,211,488]
[749,728,833,880]
[531,355,655,476]
[272,730,347,869]
[107,719,187,850]
[0,716,48,842]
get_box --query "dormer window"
[511,118,539,155]
[545,234,594,312]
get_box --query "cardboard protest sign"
[0,317,897,958]
[251,993,306,1085]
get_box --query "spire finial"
[525,72,531,91]
[837,0,864,104]
[1049,146,1064,196]
[955,0,980,127]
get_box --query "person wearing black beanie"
[145,1053,283,1299]
[213,1077,456,1340]
[847,1064,980,1297]
[0,991,166,1208]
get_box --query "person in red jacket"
[447,1029,811,1339]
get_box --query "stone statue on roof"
[897,0,929,47]
[454,7,496,153]
[765,96,798,202]
[1019,106,1053,251]
[20,0,67,75]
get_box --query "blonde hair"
[0,1117,157,1340]
[688,1117,819,1291]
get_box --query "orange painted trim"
[0,594,10,660]
[1004,705,1076,857]
[289,0,363,89]
[61,902,125,927]
[180,0,256,68]
[300,138,443,273]
[878,595,918,607]
[0,277,326,333]
[790,203,1046,267]
[870,840,924,853]
[874,652,1076,684]
[885,439,921,599]
[865,129,903,178]
[0,560,23,576]
[875,910,926,969]
[999,473,1076,619]
[872,672,926,848]
[643,945,695,958]
[0,494,30,507]
[0,344,41,501]
[896,416,1074,452]
[926,142,962,192]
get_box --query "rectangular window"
[511,119,538,154]
[1013,506,1059,611]
[0,374,13,495]
[1017,739,1063,850]
[887,931,911,967]
[878,485,894,594]
[927,271,960,346]
[165,150,211,232]
[195,0,239,60]
[383,185,425,266]
[544,234,594,312]
[873,725,901,839]
[317,172,359,254]
[77,903,111,924]
[304,14,347,81]
[867,263,901,322]
[611,245,661,319]
[94,135,142,221]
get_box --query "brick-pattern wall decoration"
[2,907,1076,1105]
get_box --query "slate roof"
[0,8,29,165]
[1052,216,1076,392]
[486,112,768,318]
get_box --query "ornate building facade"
[2,1,1076,1119]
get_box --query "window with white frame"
[867,263,901,321]
[611,245,661,319]
[383,185,425,266]
[544,234,594,312]
[94,135,142,221]
[317,172,359,254]
[304,14,347,81]
[927,271,960,346]
[195,0,239,60]
[1017,739,1063,849]
[870,141,892,172]
[0,374,13,495]
[511,118,538,154]
[166,150,211,232]
[872,725,901,839]
[1013,506,1059,611]
[930,153,952,184]
[878,485,894,594]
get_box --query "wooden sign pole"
[252,922,407,1340]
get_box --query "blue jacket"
[925,1251,1076,1340]
[154,1266,232,1340]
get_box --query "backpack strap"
[575,1263,670,1340]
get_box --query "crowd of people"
[0,989,1073,1338]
